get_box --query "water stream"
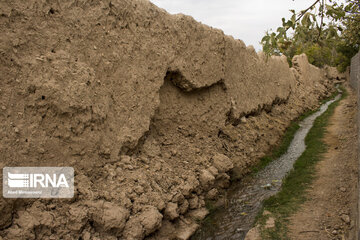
[192,93,341,240]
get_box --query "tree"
[261,0,359,72]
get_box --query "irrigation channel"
[192,91,342,240]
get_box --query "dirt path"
[288,86,358,240]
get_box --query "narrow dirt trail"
[288,85,358,240]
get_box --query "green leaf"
[261,35,270,42]
[277,27,285,33]
[301,12,311,26]
[291,14,296,25]
[285,20,294,29]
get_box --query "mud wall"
[0,0,335,239]
[350,51,360,240]
[350,52,360,90]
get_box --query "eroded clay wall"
[0,0,335,239]
[350,52,360,90]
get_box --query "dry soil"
[289,85,358,240]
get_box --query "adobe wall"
[0,0,335,239]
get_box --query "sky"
[149,0,316,51]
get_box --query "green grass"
[256,87,347,239]
[192,87,344,240]
[249,88,341,175]
[250,122,300,174]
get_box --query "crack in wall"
[118,69,227,157]
[165,70,227,92]
[226,94,290,126]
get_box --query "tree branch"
[318,0,325,41]
[283,0,321,34]
[296,0,320,22]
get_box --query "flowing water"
[192,93,341,240]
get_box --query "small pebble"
[340,214,350,224]
[240,116,247,123]
[126,165,134,170]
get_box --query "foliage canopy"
[261,0,359,72]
